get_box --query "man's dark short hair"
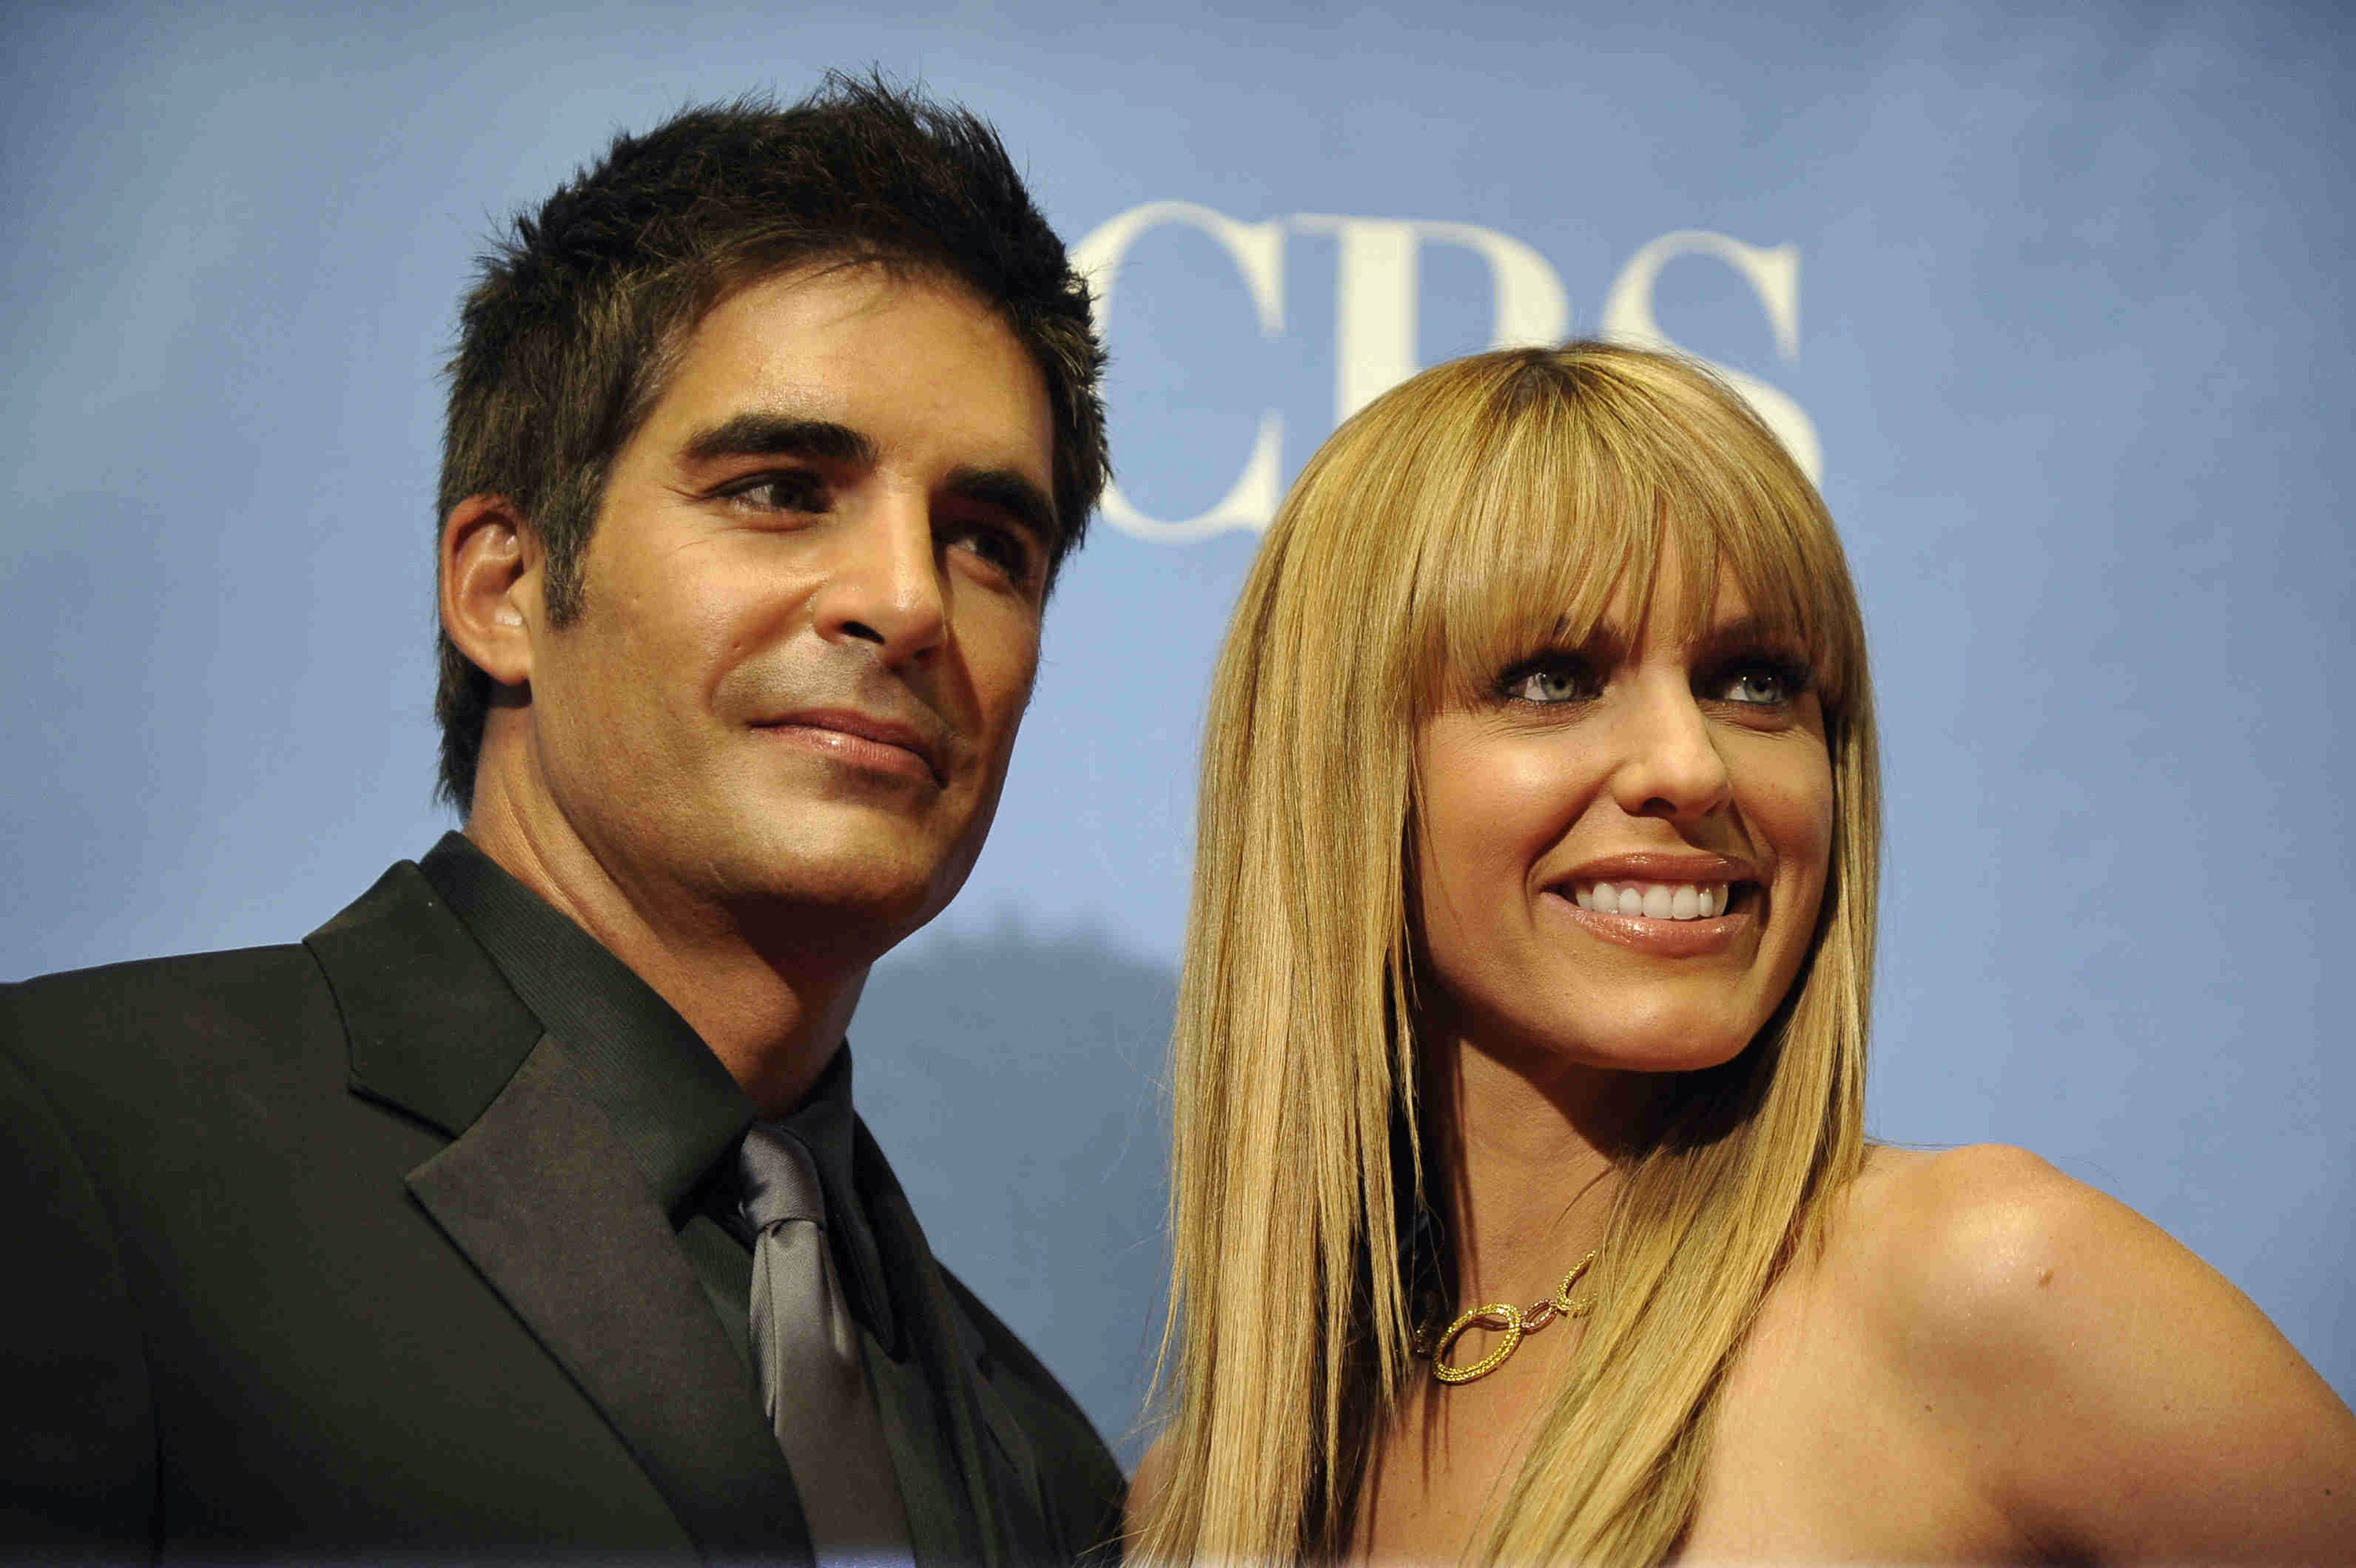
[433,75,1110,808]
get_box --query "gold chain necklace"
[1410,1251,1599,1384]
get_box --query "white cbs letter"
[1073,201,1285,542]
[1601,230,1822,484]
[1291,217,1569,423]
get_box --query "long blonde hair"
[1139,342,1880,1565]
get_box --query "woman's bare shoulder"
[1125,1434,1174,1546]
[1835,1142,2109,1328]
[1830,1141,2314,1419]
[1809,1145,2127,1436]
[1816,1142,2356,1559]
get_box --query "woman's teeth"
[1569,881,1732,920]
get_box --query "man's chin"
[713,832,956,932]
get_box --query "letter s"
[1601,231,1823,484]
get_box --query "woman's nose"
[1607,682,1733,824]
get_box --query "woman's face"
[1412,551,1835,1079]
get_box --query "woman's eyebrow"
[1689,613,1805,655]
[1535,616,1626,662]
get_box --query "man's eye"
[723,470,829,514]
[950,522,1037,584]
[1500,656,1596,705]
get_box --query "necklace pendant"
[1418,1250,1603,1386]
[1430,1303,1524,1384]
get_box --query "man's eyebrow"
[945,464,1059,547]
[679,413,880,468]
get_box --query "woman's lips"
[1542,881,1755,956]
[1568,879,1730,920]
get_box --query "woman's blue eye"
[1502,659,1594,704]
[1712,661,1805,705]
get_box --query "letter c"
[1073,202,1286,541]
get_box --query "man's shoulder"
[9,941,322,1007]
[5,942,335,1075]
[0,940,370,1206]
[0,855,473,1132]
[3,853,501,1075]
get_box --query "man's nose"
[810,492,949,666]
[1607,678,1733,824]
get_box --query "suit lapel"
[310,860,1056,1564]
[309,864,809,1563]
[858,1128,1059,1568]
[866,1329,982,1567]
[935,1277,1060,1567]
[953,1318,1054,1562]
[309,860,542,1137]
[408,1033,810,1563]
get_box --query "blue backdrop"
[5,0,2350,1453]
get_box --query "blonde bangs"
[1381,349,1861,725]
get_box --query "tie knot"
[738,1123,827,1232]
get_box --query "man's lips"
[754,708,947,785]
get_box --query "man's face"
[518,263,1058,950]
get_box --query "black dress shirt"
[419,833,974,1557]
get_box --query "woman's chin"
[1465,1008,1759,1084]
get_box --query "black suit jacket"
[0,858,1124,1562]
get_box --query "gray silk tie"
[738,1123,914,1563]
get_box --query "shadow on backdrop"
[850,916,1174,1467]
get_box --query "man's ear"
[440,495,540,688]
